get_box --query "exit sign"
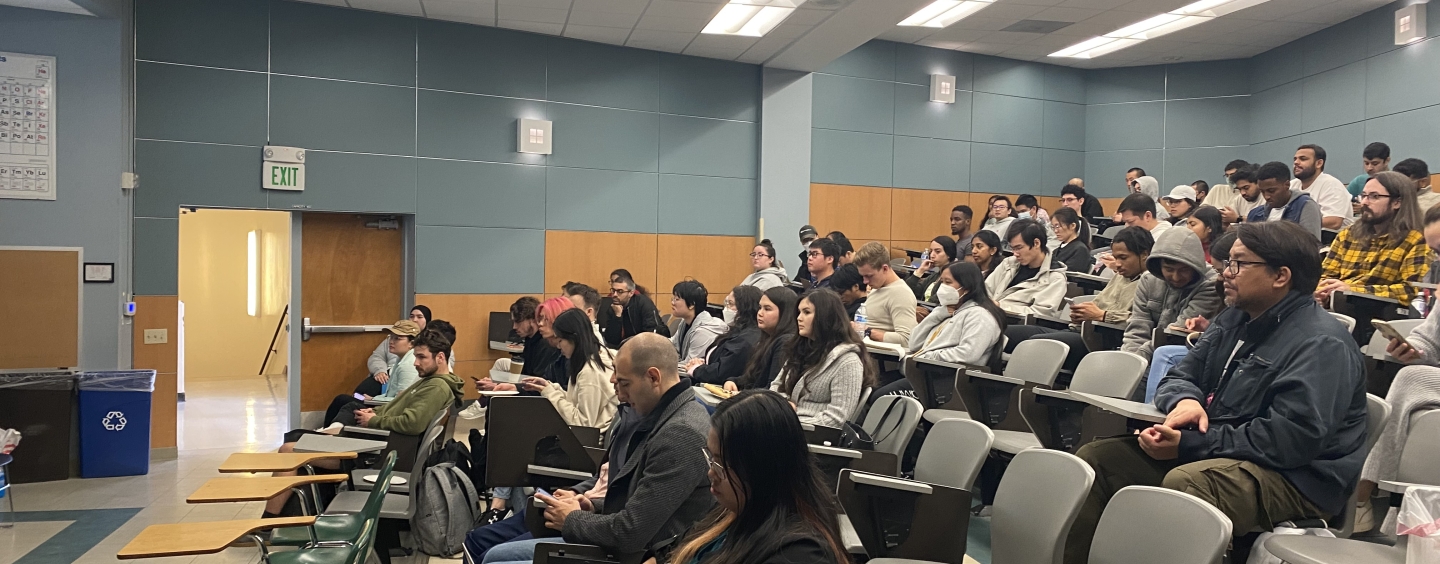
[262,146,306,191]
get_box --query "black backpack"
[467,428,488,491]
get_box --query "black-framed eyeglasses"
[702,447,725,479]
[1358,193,1393,202]
[749,252,771,258]
[1222,259,1269,275]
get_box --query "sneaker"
[459,402,486,421]
[1353,499,1375,533]
[477,507,508,526]
[315,422,344,435]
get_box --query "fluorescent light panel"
[702,0,803,36]
[1050,0,1271,59]
[898,0,995,28]
[247,230,258,317]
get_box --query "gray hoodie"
[741,266,789,291]
[1134,176,1170,220]
[672,310,729,362]
[1121,228,1224,359]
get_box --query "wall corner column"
[760,68,814,269]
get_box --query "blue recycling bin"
[77,371,156,478]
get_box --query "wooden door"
[299,213,403,412]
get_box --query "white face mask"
[936,284,961,306]
[723,307,737,324]
[1017,211,1032,219]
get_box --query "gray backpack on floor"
[410,461,481,556]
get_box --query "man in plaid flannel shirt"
[1315,171,1431,307]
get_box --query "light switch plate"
[143,329,168,344]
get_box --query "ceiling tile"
[877,27,935,43]
[579,0,651,14]
[421,0,494,17]
[1030,6,1105,22]
[785,7,834,26]
[497,19,566,34]
[625,28,696,51]
[566,9,641,27]
[1055,0,1136,10]
[498,5,569,22]
[977,2,1049,19]
[1112,0,1191,13]
[349,0,426,16]
[563,24,634,44]
[635,14,708,32]
[498,0,570,7]
[928,27,991,42]
[950,16,1022,31]
[294,0,349,6]
[644,0,723,19]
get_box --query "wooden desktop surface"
[187,475,349,503]
[217,452,358,473]
[117,517,315,559]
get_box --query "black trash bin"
[0,371,76,483]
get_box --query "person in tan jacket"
[520,308,619,433]
[985,219,1069,319]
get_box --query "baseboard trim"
[150,447,178,461]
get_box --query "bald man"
[1069,177,1084,188]
[484,333,713,564]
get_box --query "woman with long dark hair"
[519,308,618,432]
[666,390,846,564]
[910,262,1008,366]
[968,230,1003,279]
[728,287,799,392]
[771,290,876,428]
[689,286,765,385]
[1050,207,1093,273]
[1185,205,1223,263]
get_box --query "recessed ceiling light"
[702,0,805,37]
[1050,0,1271,59]
[898,0,996,28]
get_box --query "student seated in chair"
[519,308,619,432]
[804,238,841,290]
[661,390,846,564]
[357,306,430,397]
[1247,161,1323,240]
[479,333,714,564]
[687,286,762,387]
[1062,221,1369,564]
[1050,207,1093,273]
[1141,230,1236,402]
[741,239,790,291]
[1314,171,1428,314]
[829,264,868,320]
[852,242,917,348]
[985,219,1068,319]
[725,287,798,393]
[903,236,957,304]
[326,319,420,425]
[1120,228,1223,361]
[464,297,562,420]
[871,262,1009,399]
[265,328,464,517]
[602,273,664,349]
[671,280,729,363]
[563,282,607,341]
[772,290,877,429]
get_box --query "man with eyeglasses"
[600,274,663,349]
[805,238,841,289]
[1207,159,1251,216]
[1064,221,1368,564]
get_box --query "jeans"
[464,510,533,564]
[480,537,548,564]
[1144,345,1189,403]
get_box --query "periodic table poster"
[0,52,55,201]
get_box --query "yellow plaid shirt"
[1321,228,1430,303]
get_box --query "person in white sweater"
[771,289,876,428]
[909,262,1008,367]
[519,308,619,433]
[740,239,790,291]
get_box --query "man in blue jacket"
[1064,221,1368,564]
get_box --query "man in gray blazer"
[482,333,714,564]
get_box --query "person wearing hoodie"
[670,280,730,362]
[985,219,1068,319]
[772,289,877,428]
[687,286,763,386]
[266,328,464,517]
[1129,175,1170,221]
[1120,228,1224,361]
[741,239,790,291]
[1063,221,1367,564]
[1247,161,1322,240]
[908,262,1008,367]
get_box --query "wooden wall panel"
[416,293,527,369]
[546,231,658,295]
[889,241,932,260]
[0,248,79,369]
[890,188,964,242]
[809,184,892,243]
[656,235,755,295]
[133,295,178,449]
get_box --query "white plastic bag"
[1246,526,1335,564]
[1400,486,1440,564]
[0,428,19,454]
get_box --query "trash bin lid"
[77,370,157,392]
[0,371,76,390]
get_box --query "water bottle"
[380,380,388,397]
[854,303,868,337]
[0,467,6,498]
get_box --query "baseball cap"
[799,225,819,241]
[1162,185,1197,202]
[384,319,422,337]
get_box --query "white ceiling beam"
[762,0,936,71]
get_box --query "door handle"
[300,317,392,341]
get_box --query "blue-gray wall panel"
[1085,66,1165,104]
[1041,149,1085,191]
[1364,105,1440,166]
[417,21,549,99]
[417,160,546,229]
[659,115,758,179]
[266,151,417,213]
[970,143,1041,194]
[1165,97,1251,149]
[894,84,971,141]
[135,62,268,146]
[1250,135,1302,166]
[1365,38,1440,118]
[545,167,658,232]
[1165,60,1250,99]
[547,38,660,112]
[1300,61,1366,133]
[973,56,1046,98]
[133,217,178,296]
[892,137,970,192]
[1251,39,1305,93]
[659,54,760,122]
[546,103,660,172]
[1163,146,1246,190]
[819,40,895,81]
[1042,101,1085,151]
[136,0,268,71]
[269,75,417,156]
[1301,123,1366,182]
[895,43,973,89]
[1044,65,1087,105]
[1084,150,1164,197]
[972,93,1043,147]
[811,129,893,187]
[658,175,756,236]
[416,89,548,164]
[415,226,544,293]
[812,73,894,134]
[134,141,267,218]
[270,0,415,86]
[1249,81,1303,144]
[1085,101,1164,151]
[1301,15,1369,77]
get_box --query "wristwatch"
[864,328,874,340]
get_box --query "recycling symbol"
[102,411,127,431]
